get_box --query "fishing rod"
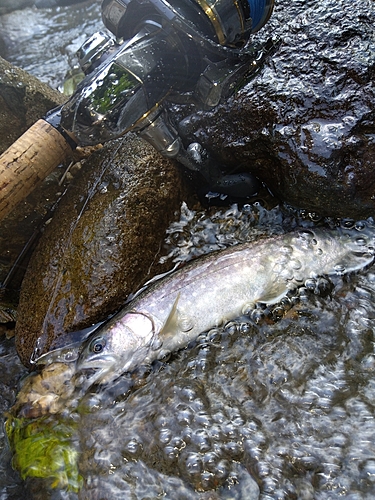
[0,0,275,221]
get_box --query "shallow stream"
[1,2,375,499]
[0,0,101,89]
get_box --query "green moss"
[5,415,83,492]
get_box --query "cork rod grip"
[0,119,73,222]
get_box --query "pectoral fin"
[257,281,288,305]
[160,293,180,338]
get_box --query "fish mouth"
[33,323,104,367]
[77,354,121,387]
[35,340,84,367]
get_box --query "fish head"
[77,311,156,386]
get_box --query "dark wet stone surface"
[14,135,195,367]
[178,0,375,218]
[0,56,65,155]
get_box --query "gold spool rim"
[193,0,227,45]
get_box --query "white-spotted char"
[47,224,375,385]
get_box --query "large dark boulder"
[15,135,194,367]
[178,0,375,218]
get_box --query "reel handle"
[0,119,73,221]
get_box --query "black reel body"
[58,0,275,198]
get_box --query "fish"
[39,222,375,386]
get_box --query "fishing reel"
[55,0,275,197]
[0,0,275,223]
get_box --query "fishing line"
[30,137,127,363]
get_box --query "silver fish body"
[76,224,375,384]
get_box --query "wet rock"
[0,57,68,318]
[0,56,65,154]
[178,0,375,219]
[0,1,33,16]
[15,135,194,367]
[10,362,76,418]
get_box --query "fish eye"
[90,337,106,354]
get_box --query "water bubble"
[290,259,302,270]
[177,407,194,425]
[223,441,243,457]
[280,245,293,255]
[298,230,315,243]
[125,438,142,455]
[341,218,355,229]
[200,471,216,489]
[202,451,219,472]
[305,278,316,291]
[185,453,203,475]
[224,322,238,335]
[181,426,193,443]
[240,323,251,334]
[279,297,292,310]
[215,459,230,479]
[207,328,221,342]
[279,268,294,280]
[164,445,178,460]
[355,237,367,246]
[159,429,172,444]
[355,221,367,231]
[298,287,310,301]
[275,254,290,266]
[194,411,211,427]
[192,429,211,452]
[207,425,222,442]
[251,308,265,323]
[309,212,322,222]
[272,307,285,320]
[334,263,346,275]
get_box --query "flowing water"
[2,203,375,499]
[1,2,375,499]
[0,0,102,89]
